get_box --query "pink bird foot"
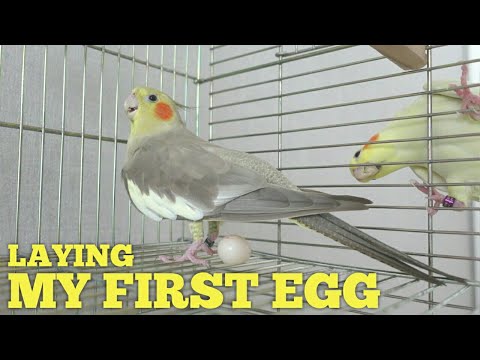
[157,235,217,266]
[450,64,480,120]
[410,180,465,215]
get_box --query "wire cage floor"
[1,45,479,314]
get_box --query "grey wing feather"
[209,186,371,221]
[122,129,267,214]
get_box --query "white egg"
[217,235,251,265]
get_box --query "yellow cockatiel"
[350,65,480,215]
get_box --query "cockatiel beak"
[124,92,139,121]
[350,132,383,182]
[350,165,381,182]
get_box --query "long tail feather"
[292,214,467,285]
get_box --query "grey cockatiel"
[121,86,465,285]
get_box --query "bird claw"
[157,255,174,263]
[156,237,217,267]
[200,243,217,256]
[174,252,209,267]
[410,180,444,216]
[410,179,467,214]
[410,180,428,193]
[450,64,480,121]
[157,251,209,267]
[410,180,442,197]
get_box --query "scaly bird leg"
[199,221,220,256]
[450,64,480,120]
[411,180,466,215]
[158,222,221,266]
[157,221,209,266]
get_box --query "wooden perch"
[370,45,427,70]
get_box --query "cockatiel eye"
[354,150,361,158]
[147,94,158,102]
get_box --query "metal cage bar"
[14,45,26,245]
[37,45,48,244]
[56,45,68,245]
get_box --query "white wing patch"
[127,180,204,221]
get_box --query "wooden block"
[371,45,427,70]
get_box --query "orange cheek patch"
[363,133,379,150]
[155,102,173,120]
